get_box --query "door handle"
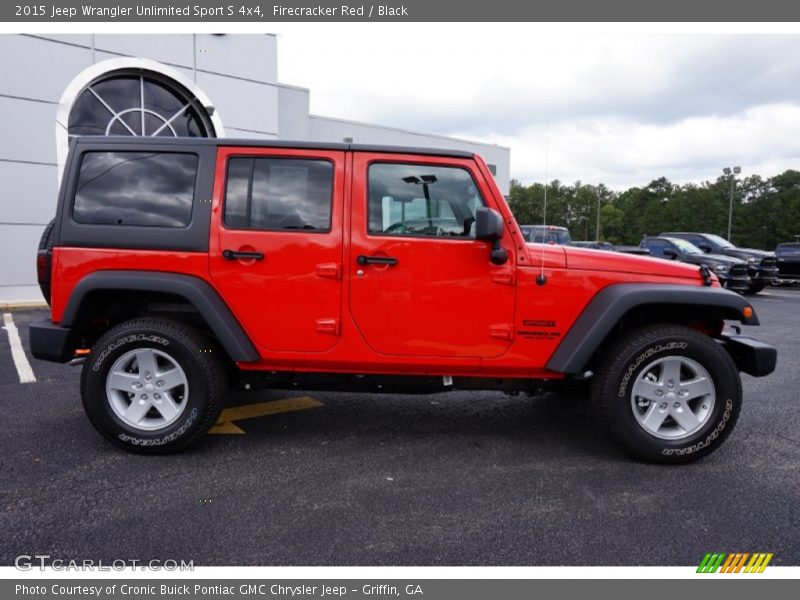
[357,255,398,266]
[222,249,265,261]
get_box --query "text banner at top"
[5,0,800,22]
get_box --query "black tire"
[37,219,55,305]
[746,281,766,295]
[81,318,227,454]
[592,324,741,464]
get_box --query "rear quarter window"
[72,151,198,227]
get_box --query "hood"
[561,245,701,279]
[684,253,746,267]
[726,247,775,258]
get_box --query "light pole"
[723,166,741,242]
[595,190,601,240]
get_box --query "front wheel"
[746,281,766,294]
[81,318,227,454]
[592,324,741,463]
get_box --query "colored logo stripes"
[697,552,773,573]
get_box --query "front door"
[210,147,345,353]
[348,154,516,358]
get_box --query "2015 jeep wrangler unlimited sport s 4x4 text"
[30,137,776,462]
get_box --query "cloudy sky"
[271,24,800,189]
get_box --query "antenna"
[536,121,549,286]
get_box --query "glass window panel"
[68,91,110,136]
[143,79,185,117]
[224,158,252,229]
[91,76,140,113]
[224,158,333,231]
[368,163,486,238]
[73,152,197,227]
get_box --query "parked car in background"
[614,245,651,256]
[520,225,572,244]
[640,236,751,293]
[661,232,778,294]
[776,243,800,281]
[572,240,615,251]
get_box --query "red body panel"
[50,147,710,380]
[209,147,346,353]
[50,248,209,324]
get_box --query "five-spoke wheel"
[630,356,715,440]
[592,324,742,463]
[105,348,189,431]
[81,318,226,453]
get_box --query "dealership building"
[0,33,510,305]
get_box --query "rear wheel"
[592,324,741,463]
[81,318,227,454]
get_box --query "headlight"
[747,257,758,265]
[713,265,730,274]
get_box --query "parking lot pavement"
[1,293,799,567]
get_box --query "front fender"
[546,283,759,374]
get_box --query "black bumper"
[749,266,780,283]
[721,335,777,377]
[720,275,751,293]
[29,319,74,363]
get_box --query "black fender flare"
[61,270,259,362]
[546,283,759,374]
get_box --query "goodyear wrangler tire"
[592,324,741,464]
[81,318,226,454]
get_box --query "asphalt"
[1,290,798,566]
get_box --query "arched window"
[57,58,225,181]
[69,71,215,138]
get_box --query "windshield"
[523,226,571,244]
[670,238,703,255]
[704,233,734,249]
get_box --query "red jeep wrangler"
[31,137,776,461]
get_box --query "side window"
[368,163,486,238]
[687,235,706,247]
[645,239,668,256]
[224,157,333,231]
[73,151,197,227]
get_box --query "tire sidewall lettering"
[92,334,170,372]
[618,341,688,398]
[117,407,199,447]
[661,399,733,456]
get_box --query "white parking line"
[2,313,36,383]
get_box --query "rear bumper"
[720,334,777,377]
[29,319,73,363]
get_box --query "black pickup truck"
[661,232,778,294]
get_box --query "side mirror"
[475,207,504,241]
[663,248,678,259]
[698,243,712,253]
[474,207,508,265]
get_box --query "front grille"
[761,257,777,269]
[729,264,748,278]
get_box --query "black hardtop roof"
[71,135,476,159]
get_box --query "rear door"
[209,147,345,353]
[348,153,516,359]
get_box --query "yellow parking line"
[209,396,323,434]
